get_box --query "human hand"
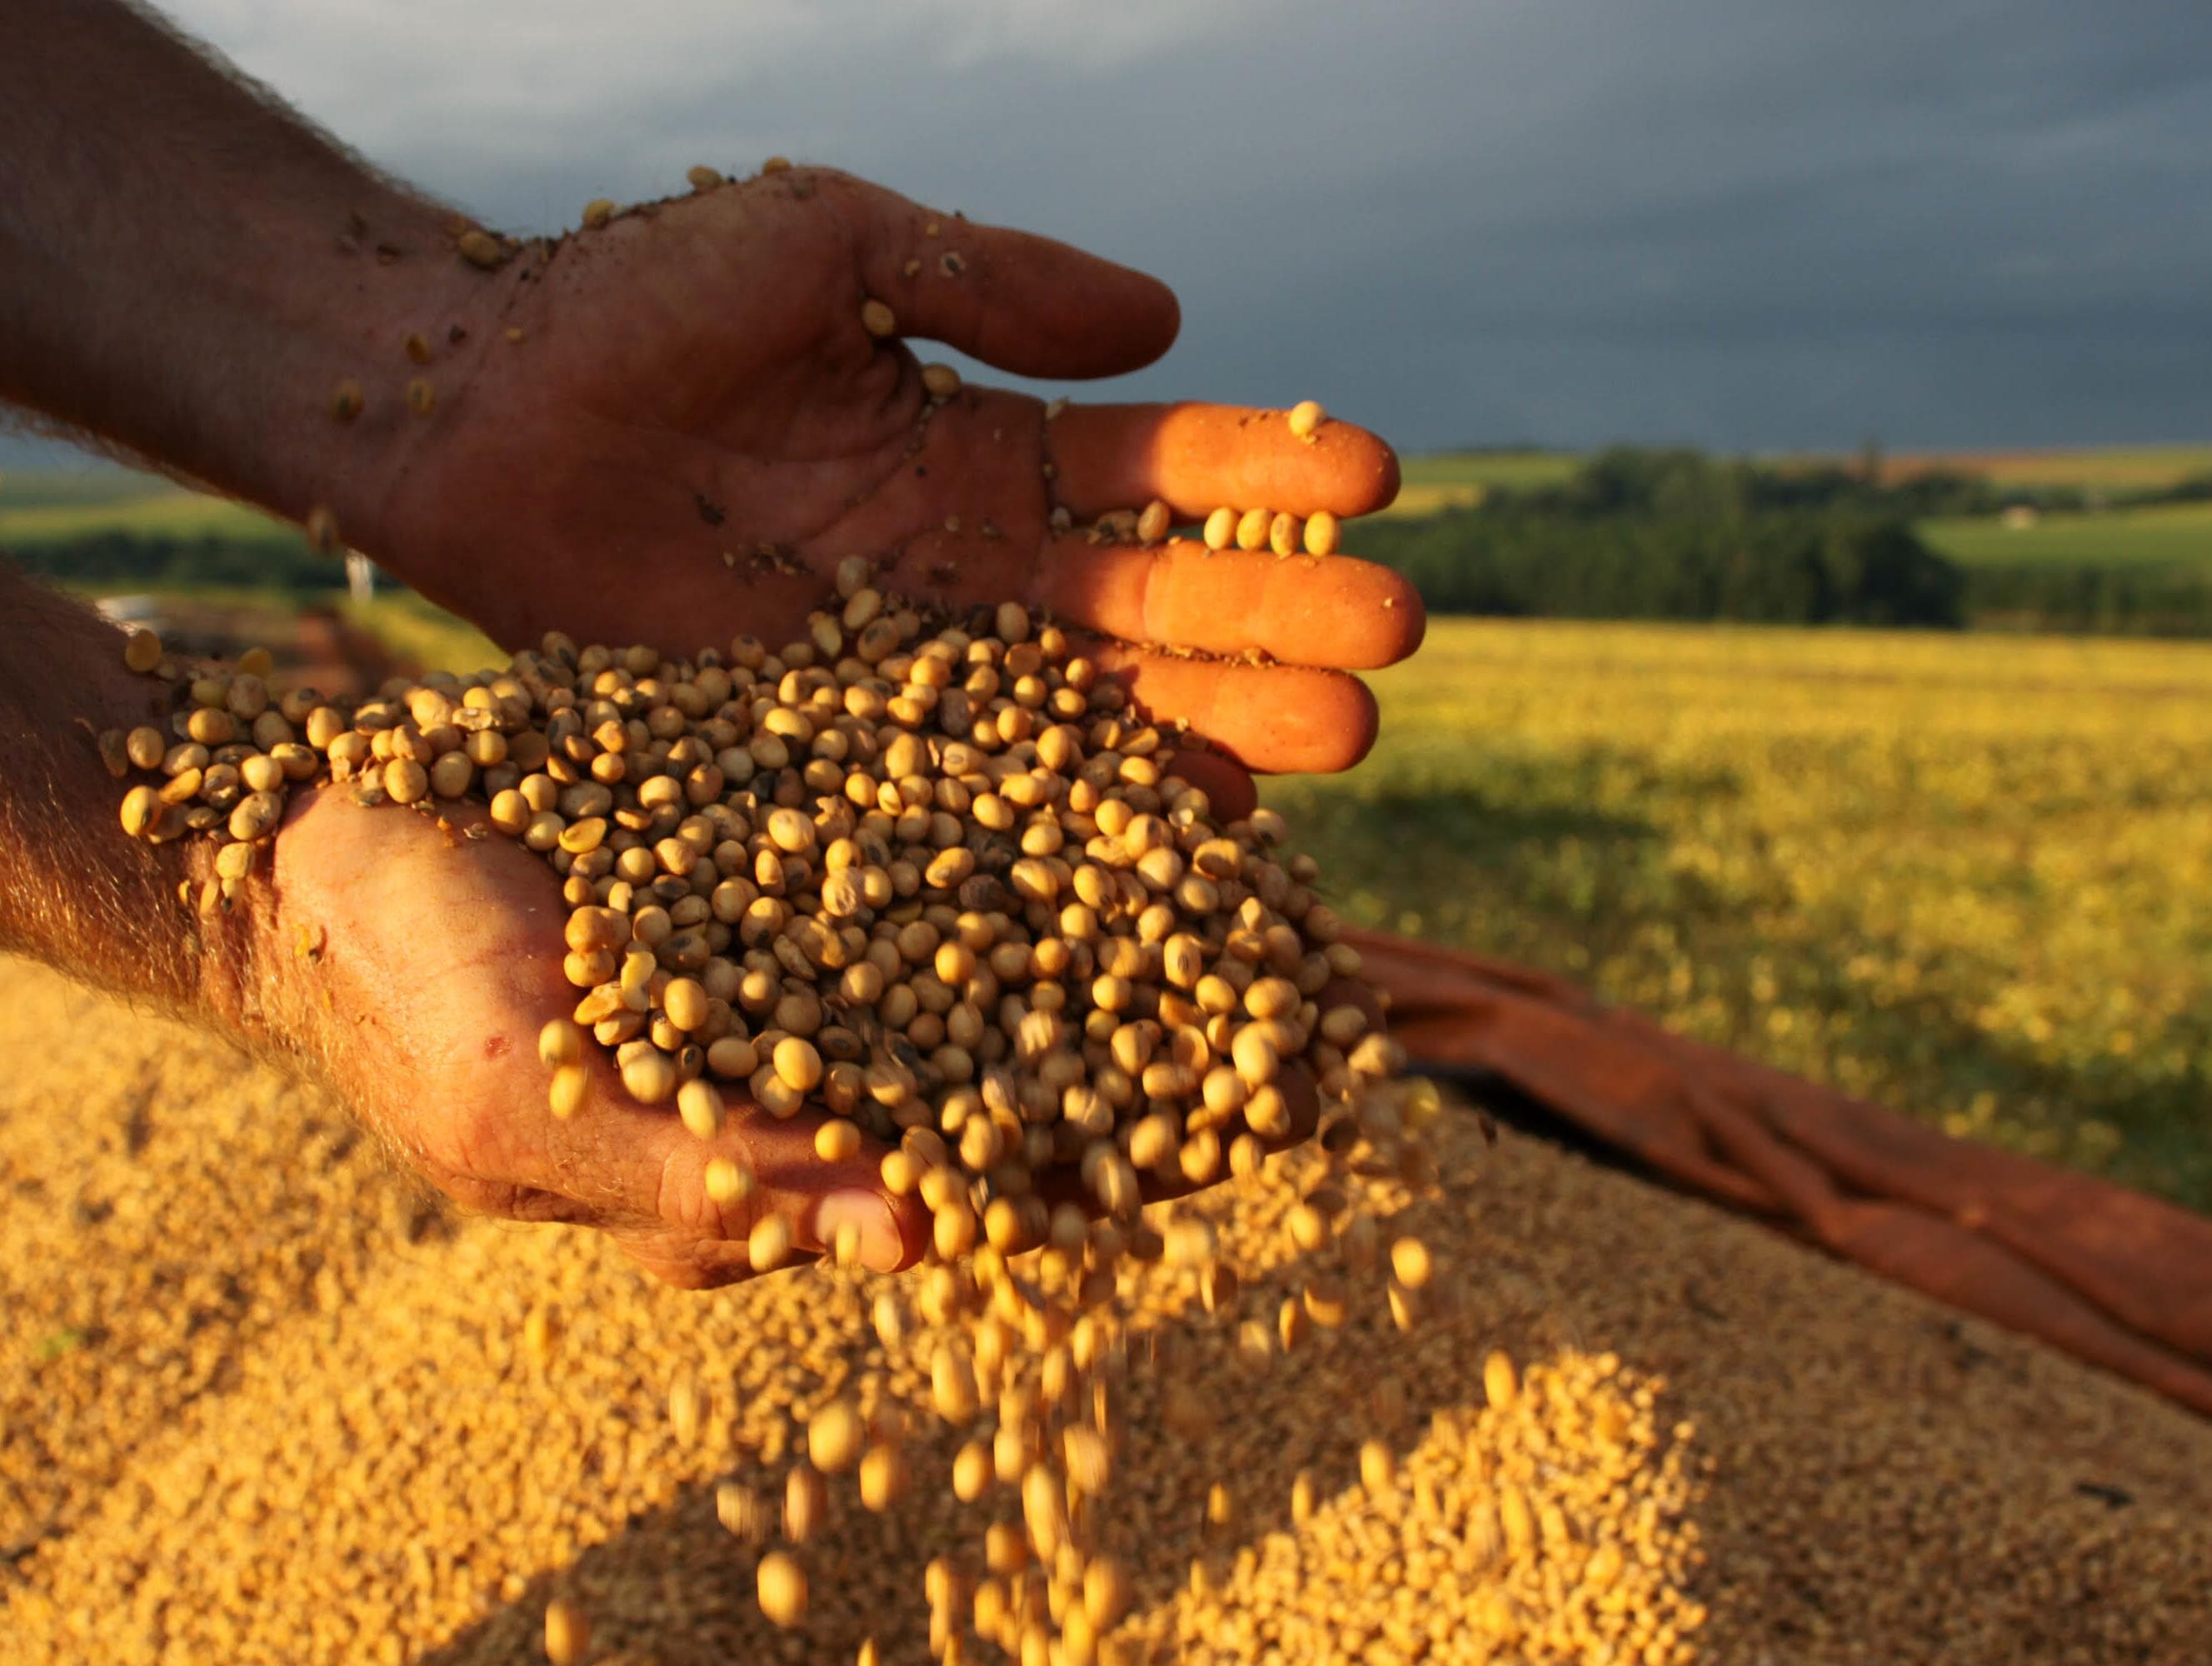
[257,783,929,1288]
[371,167,1420,799]
[1,18,1418,1290]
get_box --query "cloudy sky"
[15,0,2212,464]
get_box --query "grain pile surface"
[4,955,2210,1664]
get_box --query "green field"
[0,476,284,545]
[1758,441,2212,493]
[1269,620,2212,1211]
[1393,443,2212,515]
[0,465,174,511]
[1922,499,2212,571]
[342,592,497,671]
[1394,447,2212,591]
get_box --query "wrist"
[172,825,288,1050]
[164,193,516,565]
[0,0,537,581]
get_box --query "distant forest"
[6,526,343,592]
[1355,448,2212,635]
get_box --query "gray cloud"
[11,0,2212,467]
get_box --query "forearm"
[0,0,492,553]
[0,566,265,1030]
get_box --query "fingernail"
[816,1190,906,1274]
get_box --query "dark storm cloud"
[11,0,2212,465]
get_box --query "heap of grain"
[102,560,1437,1663]
[14,982,2212,1666]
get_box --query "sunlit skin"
[259,779,1377,1289]
[220,167,1417,1284]
[0,0,1421,1284]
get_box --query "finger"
[846,178,1179,379]
[1084,640,1381,776]
[1033,539,1424,671]
[544,1085,928,1276]
[1047,402,1401,520]
[1165,749,1257,823]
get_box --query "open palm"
[385,166,1420,792]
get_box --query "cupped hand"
[259,784,929,1289]
[380,167,1420,795]
[253,786,1362,1288]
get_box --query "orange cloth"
[1353,928,2212,1418]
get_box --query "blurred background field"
[7,446,2208,1214]
[1920,500,2212,571]
[1271,621,2212,1211]
[1383,452,1583,515]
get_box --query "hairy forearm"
[0,566,267,1030]
[0,0,491,552]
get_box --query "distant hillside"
[1880,443,2212,491]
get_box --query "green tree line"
[1962,564,2212,637]
[1356,506,1965,627]
[4,528,347,592]
[1353,448,2212,636]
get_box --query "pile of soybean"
[6,964,2210,1665]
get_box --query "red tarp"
[1353,928,2212,1418]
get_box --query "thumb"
[833,172,1180,379]
[554,1087,929,1286]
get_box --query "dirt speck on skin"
[2,954,2209,1664]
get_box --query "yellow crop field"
[1267,620,2212,1208]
